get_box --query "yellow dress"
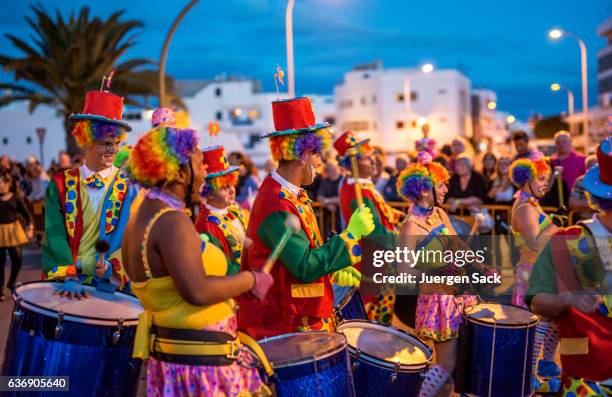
[131,207,271,397]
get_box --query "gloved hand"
[332,266,361,287]
[250,271,274,301]
[345,206,374,239]
[54,278,89,300]
[551,207,569,227]
[95,258,112,280]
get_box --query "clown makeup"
[357,152,377,178]
[434,181,448,206]
[528,173,550,198]
[86,137,121,171]
[207,185,236,209]
[302,153,322,186]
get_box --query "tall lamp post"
[549,28,588,147]
[159,0,198,108]
[285,0,296,98]
[550,83,574,115]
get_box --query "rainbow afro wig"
[201,172,239,196]
[71,120,127,148]
[396,152,450,202]
[509,151,551,187]
[269,128,332,162]
[338,141,374,168]
[128,126,199,187]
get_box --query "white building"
[334,62,473,153]
[0,76,336,167]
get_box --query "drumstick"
[95,240,110,276]
[346,148,364,207]
[262,214,301,273]
[554,167,566,210]
[465,213,485,245]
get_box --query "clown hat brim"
[71,113,132,131]
[583,139,612,200]
[206,166,240,180]
[339,138,371,160]
[260,122,330,139]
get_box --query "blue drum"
[337,320,432,397]
[1,281,143,397]
[463,303,539,397]
[259,331,355,397]
[333,285,367,323]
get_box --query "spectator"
[550,130,586,191]
[540,162,569,210]
[383,153,410,202]
[26,161,49,202]
[569,154,598,218]
[481,152,497,184]
[317,160,342,235]
[447,138,467,173]
[486,154,514,205]
[440,144,452,158]
[447,154,487,213]
[511,130,533,160]
[229,151,260,209]
[263,159,277,175]
[58,151,72,171]
[372,146,390,194]
[0,173,32,300]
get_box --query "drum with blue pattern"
[337,320,431,397]
[259,331,355,397]
[1,281,143,397]
[463,303,539,397]
[333,285,368,323]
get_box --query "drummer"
[238,97,375,340]
[509,151,563,391]
[526,140,612,396]
[396,152,479,397]
[43,86,139,296]
[195,145,246,275]
[122,125,273,396]
[334,131,404,324]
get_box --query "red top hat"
[263,97,329,138]
[71,91,131,131]
[583,139,612,199]
[202,145,239,179]
[333,131,371,159]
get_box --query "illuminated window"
[410,91,418,101]
[395,93,405,102]
[396,121,405,129]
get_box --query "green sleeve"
[525,242,558,307]
[42,180,73,276]
[350,196,397,248]
[258,211,360,283]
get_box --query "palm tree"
[0,5,184,155]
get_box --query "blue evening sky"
[0,0,609,120]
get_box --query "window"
[26,136,32,144]
[396,121,405,129]
[360,97,367,106]
[371,95,377,104]
[2,137,7,145]
[363,73,370,79]
[342,121,369,131]
[439,117,447,123]
[395,93,405,102]
[410,91,418,101]
[346,100,353,108]
[248,109,261,120]
[438,89,447,95]
[324,117,336,125]
[215,87,222,97]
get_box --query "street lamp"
[487,101,497,110]
[286,0,296,97]
[506,115,516,124]
[421,63,434,74]
[550,83,574,115]
[159,0,198,108]
[548,28,589,145]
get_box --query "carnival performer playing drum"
[238,97,375,340]
[509,151,564,390]
[122,125,274,396]
[195,145,246,275]
[43,85,139,296]
[396,152,480,397]
[527,139,612,396]
[334,131,403,324]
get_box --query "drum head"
[15,281,143,325]
[259,331,346,368]
[464,303,538,326]
[337,320,430,370]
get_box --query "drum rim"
[337,319,432,371]
[13,280,141,325]
[336,286,356,310]
[463,302,540,328]
[258,331,348,369]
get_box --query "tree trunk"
[63,116,82,157]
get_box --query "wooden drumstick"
[262,214,301,273]
[346,147,364,207]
